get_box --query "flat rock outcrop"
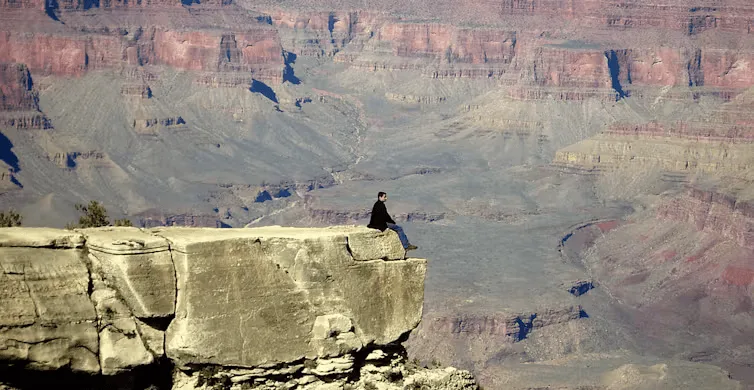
[0,226,476,389]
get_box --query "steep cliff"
[0,62,51,131]
[0,226,478,389]
[0,0,285,84]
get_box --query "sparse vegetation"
[73,200,109,228]
[114,217,133,226]
[195,365,231,390]
[0,210,22,227]
[66,200,133,229]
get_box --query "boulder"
[345,227,406,260]
[89,279,154,375]
[0,226,429,381]
[154,226,425,368]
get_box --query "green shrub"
[66,201,133,229]
[114,218,132,226]
[0,210,22,227]
[73,200,109,228]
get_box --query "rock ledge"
[0,226,477,389]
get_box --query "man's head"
[378,192,387,202]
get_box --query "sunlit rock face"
[0,226,469,390]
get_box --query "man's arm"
[383,203,396,224]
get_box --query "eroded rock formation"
[0,62,51,132]
[553,97,754,175]
[0,226,478,389]
[0,0,285,85]
[566,188,754,383]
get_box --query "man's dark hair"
[378,191,387,199]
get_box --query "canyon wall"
[0,0,286,85]
[1,0,752,111]
[0,226,477,389]
[659,187,754,252]
[4,0,750,96]
[0,28,284,84]
[260,1,754,102]
[553,93,754,175]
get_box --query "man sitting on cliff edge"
[368,192,418,251]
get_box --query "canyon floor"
[2,0,754,388]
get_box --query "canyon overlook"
[1,0,754,389]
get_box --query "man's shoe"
[406,244,418,251]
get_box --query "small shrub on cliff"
[0,210,22,227]
[71,200,109,228]
[195,366,231,390]
[114,217,133,226]
[66,201,133,229]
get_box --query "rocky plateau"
[0,226,482,389]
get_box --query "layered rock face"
[0,63,37,111]
[659,187,754,250]
[0,26,283,83]
[261,1,754,97]
[0,226,477,389]
[0,62,51,130]
[0,62,48,190]
[553,96,754,176]
[0,0,285,85]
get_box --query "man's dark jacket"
[367,200,395,231]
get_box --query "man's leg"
[386,223,410,249]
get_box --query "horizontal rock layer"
[552,110,754,175]
[1,1,752,92]
[658,187,754,251]
[0,27,284,83]
[0,226,425,374]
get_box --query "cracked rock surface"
[0,229,98,373]
[0,226,433,383]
